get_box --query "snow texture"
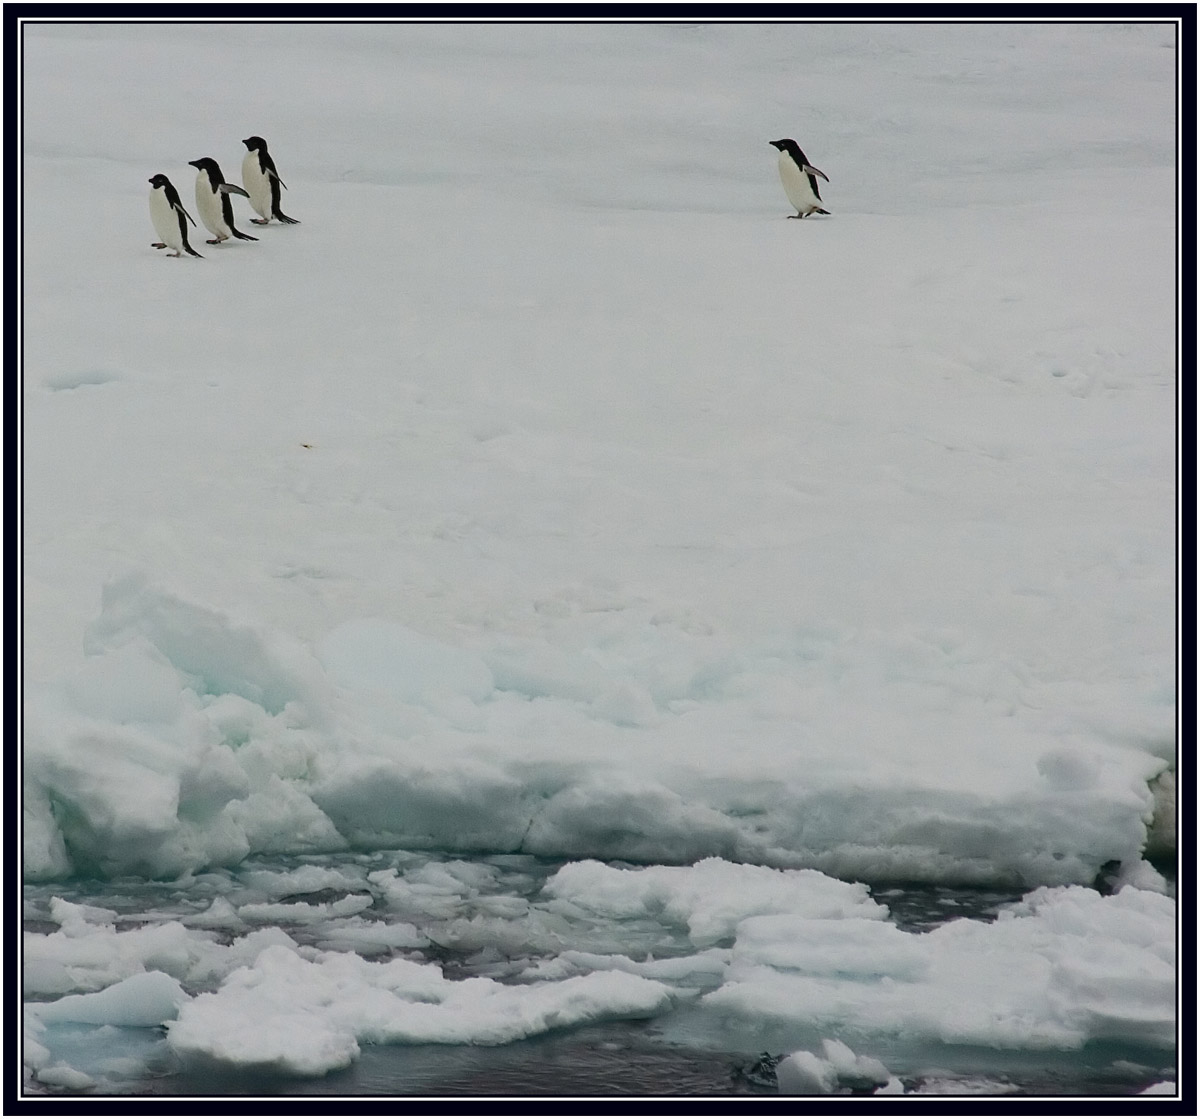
[22,21,1176,891]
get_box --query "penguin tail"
[274,210,300,224]
[185,243,204,258]
[231,227,259,241]
[814,207,831,215]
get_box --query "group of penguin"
[147,135,826,259]
[148,135,299,259]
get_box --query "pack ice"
[23,859,1175,1085]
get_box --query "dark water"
[146,1027,1174,1099]
[24,855,1177,1100]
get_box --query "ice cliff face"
[25,575,1172,887]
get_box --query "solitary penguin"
[769,139,830,218]
[241,136,300,224]
[188,157,258,244]
[148,174,203,257]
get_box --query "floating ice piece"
[24,911,201,998]
[34,1063,95,1090]
[705,885,1176,1051]
[543,856,885,946]
[167,943,673,1077]
[237,894,374,925]
[776,1039,893,1095]
[776,1049,837,1094]
[34,971,188,1027]
[23,902,299,1000]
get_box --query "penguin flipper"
[175,203,198,228]
[219,183,251,198]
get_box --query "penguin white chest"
[194,172,229,238]
[149,187,184,251]
[777,153,822,215]
[242,153,271,219]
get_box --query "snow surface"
[22,19,1176,890]
[21,17,1178,1096]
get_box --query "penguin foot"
[787,214,802,219]
[250,218,269,224]
[205,238,222,245]
[151,242,167,249]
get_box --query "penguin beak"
[803,164,829,182]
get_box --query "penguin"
[768,139,830,218]
[187,157,258,244]
[241,136,300,224]
[148,174,203,257]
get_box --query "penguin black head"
[243,136,267,152]
[148,173,171,188]
[188,156,226,182]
